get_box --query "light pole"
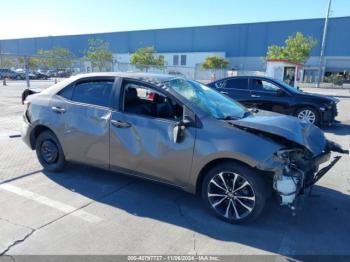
[316,0,332,87]
[24,56,30,89]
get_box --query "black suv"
[208,76,338,126]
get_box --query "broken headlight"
[274,148,304,164]
[273,149,305,207]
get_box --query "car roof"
[74,72,175,84]
[41,72,177,95]
[216,75,274,81]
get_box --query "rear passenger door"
[214,78,250,103]
[62,77,115,169]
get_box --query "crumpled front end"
[262,141,348,209]
[229,111,349,209]
[230,111,349,208]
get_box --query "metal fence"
[3,53,349,88]
[113,62,229,82]
[0,53,234,85]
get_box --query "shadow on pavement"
[324,123,350,136]
[42,163,350,256]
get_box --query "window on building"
[173,55,179,66]
[180,55,187,66]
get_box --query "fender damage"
[228,111,349,208]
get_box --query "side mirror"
[173,116,192,143]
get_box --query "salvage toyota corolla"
[21,73,348,223]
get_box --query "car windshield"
[166,78,249,120]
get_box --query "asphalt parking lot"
[0,80,350,257]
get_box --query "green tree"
[266,32,317,64]
[130,47,164,71]
[38,47,75,70]
[201,56,230,69]
[28,57,41,70]
[0,57,15,68]
[18,57,42,70]
[266,45,285,60]
[85,39,113,71]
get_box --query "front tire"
[35,131,66,172]
[201,162,267,224]
[295,106,320,126]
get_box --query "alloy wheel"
[207,172,256,220]
[297,109,316,124]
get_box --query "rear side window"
[57,84,74,100]
[72,80,114,108]
[225,79,249,90]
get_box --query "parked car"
[13,70,44,80]
[21,73,348,223]
[46,70,57,77]
[33,72,50,80]
[0,68,24,80]
[167,70,186,78]
[208,76,339,126]
[56,70,72,78]
[16,70,35,80]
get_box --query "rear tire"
[35,131,66,172]
[201,161,268,224]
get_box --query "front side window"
[123,82,183,120]
[251,79,280,92]
[72,80,114,107]
[167,78,248,120]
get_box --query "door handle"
[251,95,261,98]
[111,119,131,128]
[51,106,66,113]
[220,91,229,95]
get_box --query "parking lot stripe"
[0,183,102,223]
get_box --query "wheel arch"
[294,104,322,125]
[29,125,57,150]
[195,158,258,195]
[294,104,320,116]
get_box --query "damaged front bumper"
[271,141,348,209]
[306,155,341,187]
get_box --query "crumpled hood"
[230,110,327,155]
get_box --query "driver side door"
[109,80,196,187]
[249,78,292,114]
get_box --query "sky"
[0,0,349,40]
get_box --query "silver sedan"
[21,73,348,223]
